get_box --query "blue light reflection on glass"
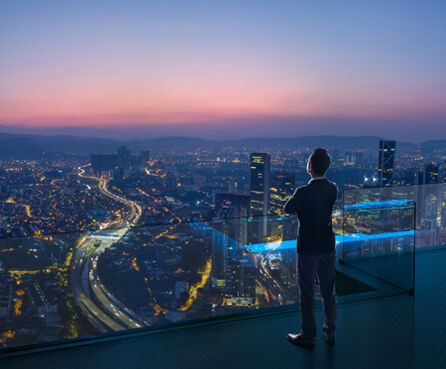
[190,222,414,253]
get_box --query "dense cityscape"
[1,136,446,349]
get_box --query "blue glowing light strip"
[190,222,414,253]
[344,199,409,211]
[245,230,415,253]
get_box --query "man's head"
[307,148,331,177]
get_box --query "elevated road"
[71,164,145,332]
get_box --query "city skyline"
[1,1,445,141]
[1,139,442,350]
[1,1,446,354]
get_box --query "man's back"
[285,148,338,348]
[284,178,337,254]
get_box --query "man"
[283,148,338,349]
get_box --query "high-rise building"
[441,206,446,228]
[117,145,131,161]
[270,170,295,215]
[249,153,271,217]
[378,140,396,187]
[415,163,440,185]
[344,151,364,167]
[90,154,118,177]
[134,149,151,168]
[215,193,250,219]
[214,193,249,245]
[425,162,439,184]
[443,160,446,182]
[344,152,356,166]
[113,166,125,182]
[117,146,131,178]
[224,256,256,307]
[442,160,446,183]
[415,170,426,185]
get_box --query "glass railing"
[1,183,445,354]
[413,183,446,250]
[340,186,416,294]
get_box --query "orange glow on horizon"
[1,89,442,127]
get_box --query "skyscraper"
[117,145,131,178]
[415,163,440,185]
[249,153,271,217]
[90,154,118,177]
[270,170,295,216]
[443,160,446,183]
[378,140,396,187]
[215,193,250,219]
[425,162,439,184]
[215,193,249,245]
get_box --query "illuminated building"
[378,140,396,187]
[250,153,270,240]
[425,162,439,184]
[415,163,440,185]
[215,193,250,218]
[224,257,256,307]
[270,170,295,215]
[215,193,249,245]
[249,153,270,217]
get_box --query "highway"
[98,178,142,225]
[70,224,149,332]
[78,164,142,226]
[72,163,231,330]
[70,236,125,332]
[70,164,145,332]
[87,238,146,328]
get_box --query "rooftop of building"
[1,247,444,369]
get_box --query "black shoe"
[287,333,315,349]
[322,330,335,345]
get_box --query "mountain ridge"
[0,131,420,159]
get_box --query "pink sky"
[0,1,445,139]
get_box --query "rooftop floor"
[2,249,445,369]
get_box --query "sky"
[0,0,445,141]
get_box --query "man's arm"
[283,188,301,215]
[331,184,338,208]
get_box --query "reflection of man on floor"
[284,148,338,349]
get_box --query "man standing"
[284,148,338,349]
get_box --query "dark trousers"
[297,251,337,339]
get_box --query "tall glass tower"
[249,153,271,217]
[378,140,396,187]
[270,170,295,216]
[425,162,439,184]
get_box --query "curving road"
[71,164,145,332]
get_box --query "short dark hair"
[309,148,331,176]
